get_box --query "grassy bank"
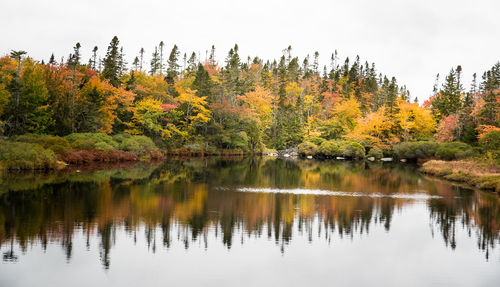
[421,160,500,192]
[0,133,164,170]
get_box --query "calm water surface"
[1,157,499,286]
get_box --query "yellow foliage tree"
[176,88,211,132]
[395,99,435,141]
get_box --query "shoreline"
[421,160,500,193]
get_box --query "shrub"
[394,141,439,160]
[339,141,365,159]
[367,147,383,159]
[0,141,58,169]
[183,143,204,155]
[15,134,71,154]
[120,135,158,155]
[61,149,139,164]
[306,136,326,146]
[204,145,220,155]
[65,133,118,150]
[479,130,500,161]
[94,141,115,151]
[435,142,474,160]
[319,140,341,158]
[112,133,132,144]
[230,131,249,152]
[298,142,318,156]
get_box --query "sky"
[1,0,499,103]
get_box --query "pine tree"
[118,47,127,76]
[166,44,180,82]
[187,52,197,73]
[193,64,214,101]
[313,51,319,74]
[139,48,145,71]
[209,45,216,67]
[150,46,160,76]
[91,46,98,70]
[479,62,500,126]
[102,36,121,87]
[159,41,164,75]
[49,53,56,65]
[434,67,462,117]
[385,77,398,114]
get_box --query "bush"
[306,136,326,146]
[394,141,439,160]
[65,133,118,150]
[298,142,318,156]
[339,141,365,159]
[182,143,204,154]
[112,133,132,144]
[15,134,71,154]
[367,147,383,159]
[120,135,158,155]
[94,141,115,151]
[479,130,500,161]
[435,142,474,160]
[61,150,139,164]
[318,140,341,158]
[230,131,249,152]
[0,141,58,169]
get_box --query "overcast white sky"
[1,0,499,102]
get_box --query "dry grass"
[421,160,500,192]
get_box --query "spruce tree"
[139,48,145,71]
[91,46,98,70]
[150,46,160,76]
[166,45,180,82]
[49,53,56,65]
[434,67,462,117]
[159,41,164,75]
[102,36,121,87]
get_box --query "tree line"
[0,36,498,153]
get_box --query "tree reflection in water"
[0,157,499,268]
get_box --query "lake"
[1,157,499,286]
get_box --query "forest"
[0,36,498,168]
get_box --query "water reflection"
[0,157,499,269]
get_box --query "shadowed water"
[0,157,499,286]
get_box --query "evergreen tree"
[118,47,127,76]
[150,46,160,76]
[102,36,121,87]
[91,46,98,70]
[479,62,500,126]
[132,57,139,70]
[166,44,180,82]
[49,53,56,65]
[139,48,145,71]
[433,67,462,117]
[159,41,165,75]
[193,64,214,101]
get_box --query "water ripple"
[232,187,442,199]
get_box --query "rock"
[307,155,313,159]
[336,157,345,160]
[367,157,375,161]
[400,159,407,163]
[381,157,393,162]
[277,147,299,158]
